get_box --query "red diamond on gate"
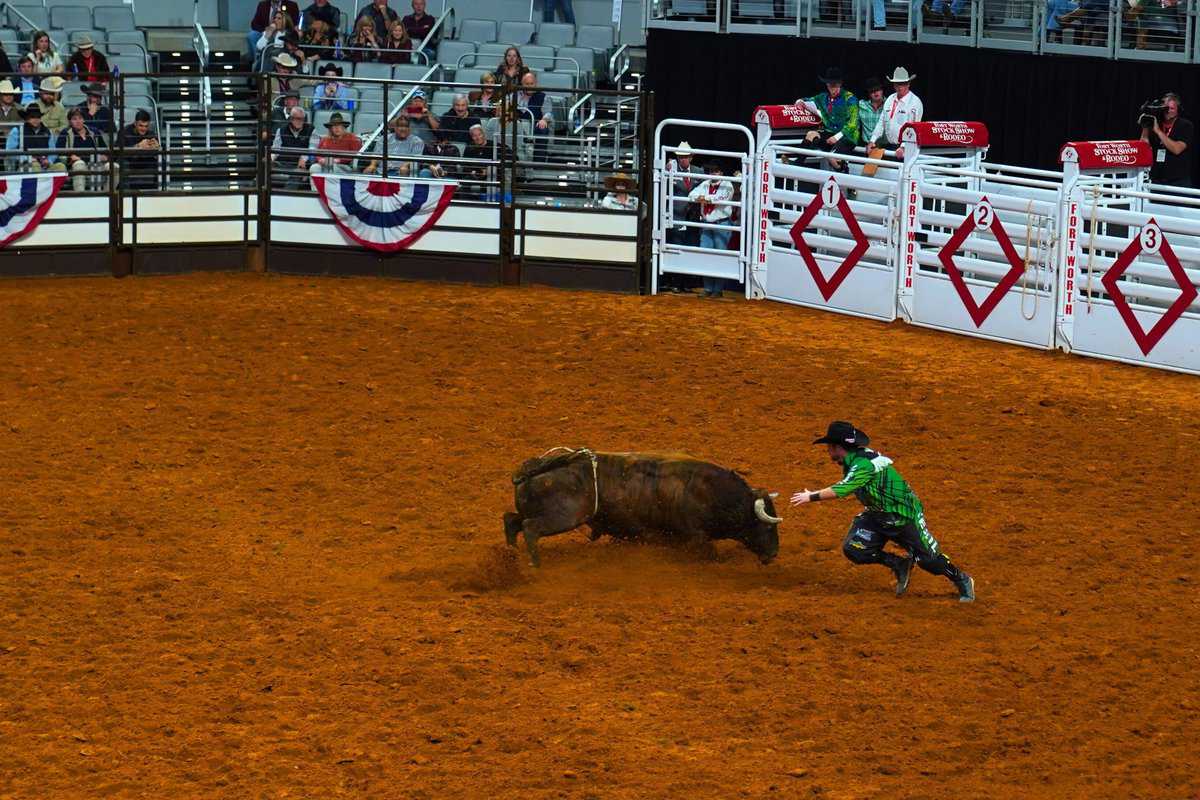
[936,197,1027,328]
[1101,219,1198,356]
[789,178,870,301]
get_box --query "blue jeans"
[543,0,576,23]
[930,0,966,14]
[701,228,732,295]
[247,29,263,57]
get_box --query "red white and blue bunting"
[0,173,67,248]
[312,175,457,252]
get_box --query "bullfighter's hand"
[790,490,814,506]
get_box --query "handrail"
[608,43,630,83]
[570,92,596,134]
[357,64,439,152]
[192,0,211,114]
[418,6,455,56]
[455,51,580,86]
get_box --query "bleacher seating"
[9,5,49,32]
[536,22,576,47]
[457,18,498,43]
[50,5,93,31]
[93,5,136,31]
[497,20,536,44]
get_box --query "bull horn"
[755,498,783,524]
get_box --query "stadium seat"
[92,6,137,31]
[354,111,383,136]
[498,20,536,45]
[669,0,709,14]
[475,42,510,67]
[109,53,147,73]
[555,45,598,81]
[456,18,497,43]
[61,80,85,105]
[429,89,456,116]
[393,63,433,83]
[521,44,557,71]
[105,29,148,56]
[49,5,92,31]
[734,0,776,16]
[9,6,49,32]
[355,85,385,113]
[575,24,615,52]
[0,28,20,53]
[353,61,392,80]
[436,40,476,75]
[536,22,575,47]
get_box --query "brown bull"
[502,448,782,567]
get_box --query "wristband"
[809,492,822,503]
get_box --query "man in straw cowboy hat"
[798,67,859,174]
[866,66,923,158]
[600,172,638,210]
[65,35,110,84]
[35,75,68,134]
[791,421,975,602]
[0,79,22,134]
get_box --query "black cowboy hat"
[813,420,870,447]
[324,112,349,129]
[18,102,43,119]
[862,76,883,94]
[817,66,845,84]
[320,62,344,77]
[80,82,106,96]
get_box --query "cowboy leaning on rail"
[796,67,859,174]
[791,421,976,602]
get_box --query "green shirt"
[831,448,924,522]
[806,90,859,144]
[857,99,884,147]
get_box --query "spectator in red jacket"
[65,36,110,83]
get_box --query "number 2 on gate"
[973,200,994,231]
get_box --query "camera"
[1139,99,1168,129]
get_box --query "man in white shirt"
[868,67,923,158]
[687,161,735,298]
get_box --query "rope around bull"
[539,446,600,517]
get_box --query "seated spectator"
[249,0,301,60]
[271,104,318,186]
[402,0,437,64]
[1045,0,1078,42]
[0,41,12,74]
[601,172,638,211]
[271,90,302,131]
[432,94,479,147]
[65,37,110,83]
[421,127,459,176]
[312,63,355,111]
[515,71,552,161]
[7,104,64,173]
[280,33,313,72]
[302,0,343,32]
[688,162,734,298]
[494,47,530,94]
[308,112,362,174]
[35,76,68,135]
[402,90,435,140]
[379,19,414,64]
[0,80,21,136]
[469,72,499,117]
[462,123,511,200]
[256,11,299,65]
[118,109,159,189]
[76,83,113,136]
[28,31,63,75]
[299,18,336,67]
[483,98,533,163]
[366,114,424,175]
[270,52,309,96]
[61,106,110,191]
[347,16,382,62]
[16,58,39,105]
[798,67,858,173]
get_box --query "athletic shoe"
[956,574,975,603]
[893,556,913,597]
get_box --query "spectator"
[432,94,479,147]
[483,98,532,163]
[688,162,735,298]
[256,11,299,63]
[271,105,318,186]
[867,67,922,158]
[469,72,499,117]
[662,141,703,293]
[271,90,302,131]
[35,76,68,135]
[6,104,64,173]
[312,63,355,110]
[65,37,110,83]
[15,58,38,105]
[516,71,552,160]
[28,31,63,75]
[302,0,343,32]
[366,114,424,175]
[925,0,967,27]
[543,0,576,23]
[857,77,885,151]
[0,80,21,136]
[0,41,12,74]
[270,52,308,96]
[1055,0,1105,44]
[494,47,530,93]
[356,0,399,48]
[379,19,415,64]
[799,67,858,173]
[76,83,113,136]
[402,0,437,64]
[869,0,888,29]
[421,127,459,176]
[462,123,510,200]
[249,0,301,58]
[1140,92,1193,187]
[299,18,336,66]
[1045,0,1078,42]
[118,109,159,189]
[61,106,110,191]
[280,33,312,71]
[601,172,638,210]
[403,90,435,140]
[308,111,362,174]
[346,15,382,62]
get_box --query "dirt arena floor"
[0,272,1197,800]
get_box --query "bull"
[502,448,782,567]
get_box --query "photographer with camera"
[1139,92,1193,187]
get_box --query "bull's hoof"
[505,530,518,547]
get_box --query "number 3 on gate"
[821,176,841,207]
[973,200,994,231]
[1139,221,1163,255]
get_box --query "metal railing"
[192,0,212,114]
